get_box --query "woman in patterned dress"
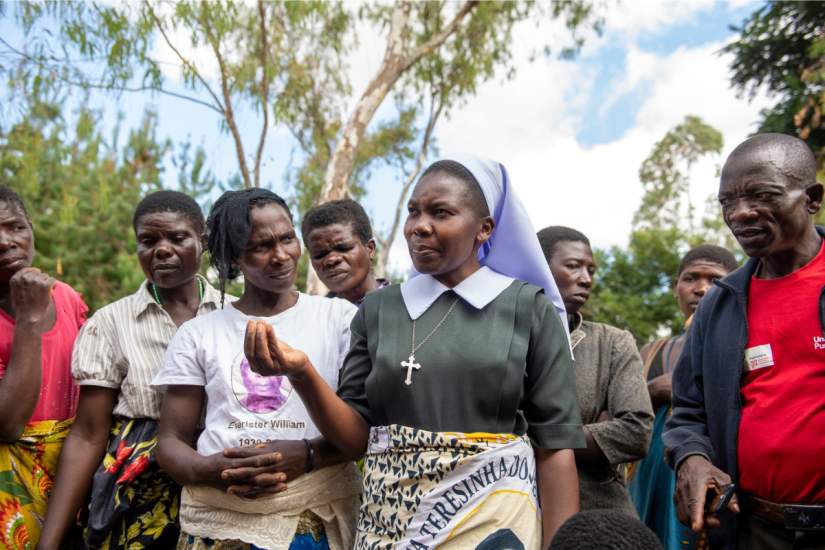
[39,191,222,549]
[0,185,87,550]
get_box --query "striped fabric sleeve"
[71,311,122,389]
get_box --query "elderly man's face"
[718,150,821,259]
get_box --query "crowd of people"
[0,132,822,550]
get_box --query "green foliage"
[635,115,723,232]
[1,103,159,311]
[288,106,420,214]
[0,93,215,311]
[585,228,683,342]
[2,0,604,294]
[588,116,739,345]
[5,1,159,100]
[401,1,533,111]
[2,1,359,190]
[724,1,825,168]
[173,138,219,212]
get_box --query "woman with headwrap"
[245,155,584,548]
[152,189,360,550]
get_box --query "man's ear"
[367,238,376,259]
[805,182,824,215]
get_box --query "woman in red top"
[0,185,87,549]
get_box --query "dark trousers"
[737,514,825,550]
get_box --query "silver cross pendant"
[401,354,421,386]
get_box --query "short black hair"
[420,160,490,218]
[0,185,30,221]
[724,132,817,187]
[207,188,292,304]
[536,226,591,264]
[550,510,663,550]
[301,199,373,245]
[679,244,739,276]
[132,190,205,233]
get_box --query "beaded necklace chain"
[151,277,204,305]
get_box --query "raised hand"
[10,267,55,331]
[244,320,309,378]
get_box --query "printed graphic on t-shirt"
[231,352,293,413]
[814,336,825,351]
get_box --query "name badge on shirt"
[745,344,775,372]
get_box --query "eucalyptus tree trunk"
[316,0,477,205]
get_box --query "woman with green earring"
[39,191,228,549]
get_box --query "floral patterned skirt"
[84,417,180,549]
[0,418,72,550]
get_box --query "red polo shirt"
[738,239,825,503]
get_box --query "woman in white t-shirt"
[153,189,360,550]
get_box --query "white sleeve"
[338,300,357,372]
[151,320,206,388]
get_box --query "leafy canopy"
[587,116,739,344]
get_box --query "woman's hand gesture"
[244,320,309,379]
[10,267,55,332]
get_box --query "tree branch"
[376,90,444,277]
[401,0,478,72]
[199,6,253,188]
[145,1,225,113]
[253,0,271,188]
[385,1,411,65]
[286,125,313,158]
[0,37,223,114]
[101,83,223,113]
[319,0,476,202]
[318,2,413,202]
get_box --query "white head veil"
[420,153,570,339]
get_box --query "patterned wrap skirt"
[0,418,72,550]
[84,417,180,549]
[356,424,542,550]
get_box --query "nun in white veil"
[407,153,571,342]
[243,153,585,549]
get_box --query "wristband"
[303,438,315,473]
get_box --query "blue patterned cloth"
[288,532,329,550]
[629,405,698,549]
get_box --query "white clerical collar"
[400,266,515,320]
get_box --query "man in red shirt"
[664,133,825,549]
[0,185,87,548]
